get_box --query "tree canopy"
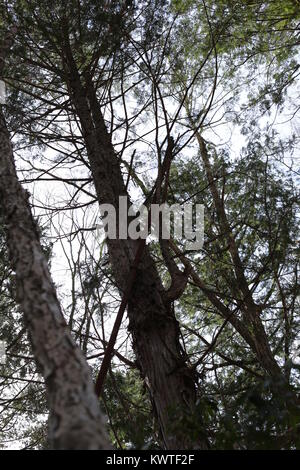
[0,0,299,450]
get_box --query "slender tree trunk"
[194,131,290,381]
[0,107,110,450]
[63,44,207,449]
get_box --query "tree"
[2,0,209,449]
[0,26,110,450]
[0,0,299,450]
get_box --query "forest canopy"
[0,0,299,450]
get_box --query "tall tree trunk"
[62,43,207,449]
[194,130,293,384]
[0,107,110,450]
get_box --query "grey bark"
[0,107,111,450]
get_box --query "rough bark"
[62,42,207,449]
[0,108,111,450]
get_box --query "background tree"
[0,0,299,450]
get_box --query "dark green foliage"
[102,369,156,449]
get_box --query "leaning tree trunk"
[62,42,207,449]
[0,105,110,450]
[192,129,300,413]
